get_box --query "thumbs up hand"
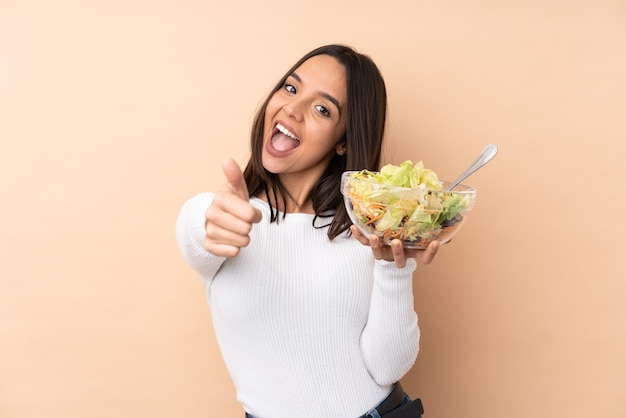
[222,156,251,200]
[203,158,262,257]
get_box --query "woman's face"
[262,54,347,181]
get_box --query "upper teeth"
[276,123,299,141]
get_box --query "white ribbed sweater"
[175,193,420,418]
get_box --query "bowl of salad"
[341,160,477,249]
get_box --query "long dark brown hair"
[243,44,387,240]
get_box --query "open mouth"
[270,123,300,151]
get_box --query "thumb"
[222,157,249,200]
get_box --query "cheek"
[317,124,346,146]
[263,97,281,130]
[307,127,344,157]
[266,94,282,116]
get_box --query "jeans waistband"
[244,382,410,418]
[358,382,407,418]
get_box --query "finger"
[206,205,255,241]
[419,240,440,265]
[203,240,243,258]
[222,157,249,200]
[211,192,261,225]
[391,239,407,268]
[205,223,252,249]
[217,160,262,224]
[350,225,370,245]
[204,200,257,258]
[368,234,384,260]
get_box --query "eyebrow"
[290,72,341,114]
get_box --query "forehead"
[293,54,347,105]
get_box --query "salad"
[343,160,472,245]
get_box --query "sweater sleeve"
[175,192,226,284]
[360,258,420,385]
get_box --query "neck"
[281,172,319,213]
[255,176,316,214]
[267,190,314,214]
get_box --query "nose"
[282,99,304,121]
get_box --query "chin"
[261,154,282,175]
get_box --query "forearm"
[175,192,226,280]
[360,258,420,385]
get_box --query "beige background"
[1,0,625,417]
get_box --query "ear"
[335,142,347,155]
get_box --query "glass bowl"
[341,171,477,249]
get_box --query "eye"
[284,83,296,94]
[315,104,330,117]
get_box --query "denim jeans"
[244,392,423,418]
[359,393,412,418]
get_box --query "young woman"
[176,44,439,418]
